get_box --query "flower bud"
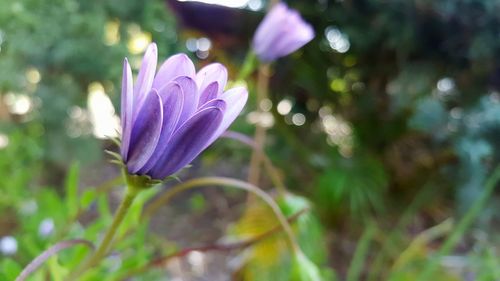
[253,3,314,62]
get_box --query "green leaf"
[80,189,98,210]
[290,252,323,281]
[48,256,67,281]
[278,193,328,265]
[1,258,22,280]
[97,195,112,221]
[189,193,206,213]
[65,162,80,217]
[278,193,310,217]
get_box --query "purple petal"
[174,76,199,125]
[198,99,226,112]
[198,81,219,107]
[253,3,289,57]
[133,43,158,120]
[206,86,248,145]
[138,83,184,173]
[147,106,224,179]
[271,12,314,58]
[252,3,314,62]
[126,89,163,174]
[195,63,227,96]
[120,58,134,161]
[152,54,195,90]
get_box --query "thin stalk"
[390,218,453,277]
[66,185,139,280]
[415,165,500,281]
[248,64,270,186]
[237,51,257,82]
[346,223,376,281]
[143,177,301,254]
[16,239,94,281]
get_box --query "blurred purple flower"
[253,3,315,62]
[120,43,248,179]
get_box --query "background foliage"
[0,0,499,280]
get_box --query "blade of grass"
[415,165,500,281]
[389,218,453,279]
[367,182,436,281]
[347,222,376,281]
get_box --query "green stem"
[415,165,500,281]
[67,185,139,280]
[89,189,137,264]
[237,51,257,82]
[143,176,301,254]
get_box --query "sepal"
[124,172,162,192]
[122,168,182,193]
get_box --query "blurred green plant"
[0,0,180,179]
[267,0,500,224]
[314,151,388,222]
[0,125,43,213]
[1,0,500,279]
[0,161,168,281]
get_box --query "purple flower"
[252,3,315,62]
[120,43,248,179]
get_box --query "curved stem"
[118,208,308,281]
[66,186,139,280]
[16,239,94,281]
[143,177,301,254]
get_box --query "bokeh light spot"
[127,24,152,54]
[277,99,293,115]
[104,20,120,46]
[87,82,120,139]
[330,78,346,92]
[0,236,18,256]
[26,67,41,84]
[0,134,9,149]
[292,113,306,126]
